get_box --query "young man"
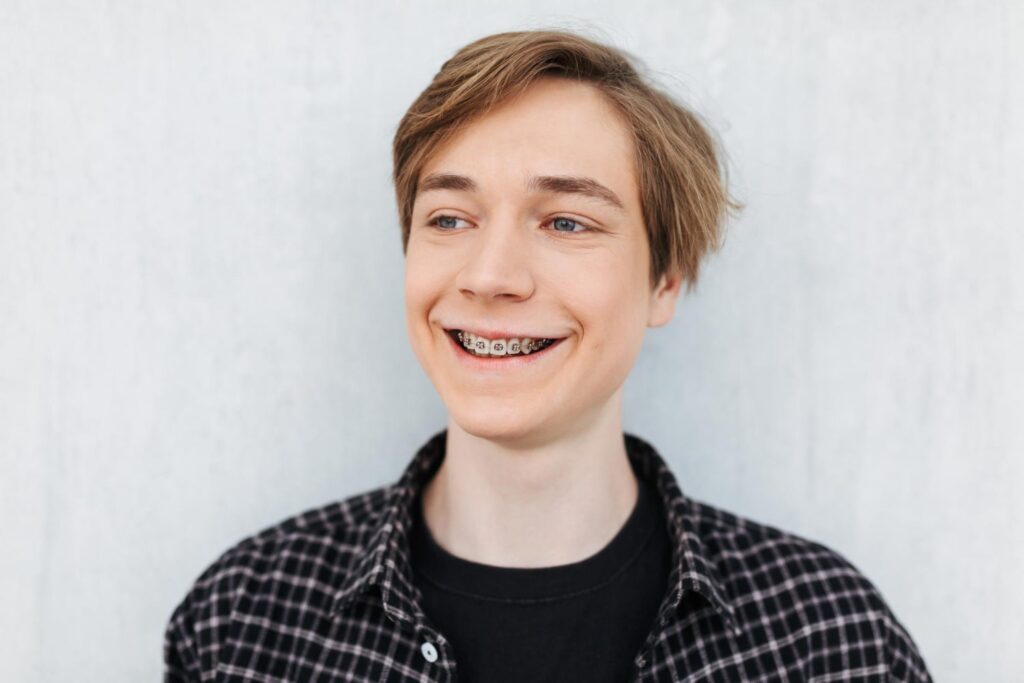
[165,30,932,682]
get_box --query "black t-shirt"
[409,470,672,683]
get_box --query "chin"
[447,401,558,447]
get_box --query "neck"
[420,391,638,568]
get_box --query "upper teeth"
[455,331,555,356]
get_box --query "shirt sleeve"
[164,593,202,682]
[879,599,933,682]
[163,541,256,682]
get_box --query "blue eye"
[550,216,588,233]
[428,215,469,230]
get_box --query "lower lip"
[445,331,567,372]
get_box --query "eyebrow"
[417,172,626,211]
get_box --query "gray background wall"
[2,1,1021,680]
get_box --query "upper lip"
[444,325,567,341]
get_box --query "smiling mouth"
[445,329,563,358]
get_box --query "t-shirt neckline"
[409,468,663,602]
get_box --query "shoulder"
[187,483,392,593]
[163,484,392,679]
[689,496,879,602]
[686,497,932,681]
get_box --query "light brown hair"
[392,29,741,293]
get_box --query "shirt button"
[420,641,439,663]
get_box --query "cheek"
[555,257,646,335]
[404,244,439,308]
[405,236,460,289]
[404,255,437,341]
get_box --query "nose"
[454,214,535,302]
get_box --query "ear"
[647,269,684,328]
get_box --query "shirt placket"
[383,599,460,683]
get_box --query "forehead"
[418,77,639,209]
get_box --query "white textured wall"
[2,2,1020,680]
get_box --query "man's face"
[405,76,681,445]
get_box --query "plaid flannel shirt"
[165,429,932,681]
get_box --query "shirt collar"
[331,430,741,637]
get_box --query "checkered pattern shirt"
[164,430,932,681]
